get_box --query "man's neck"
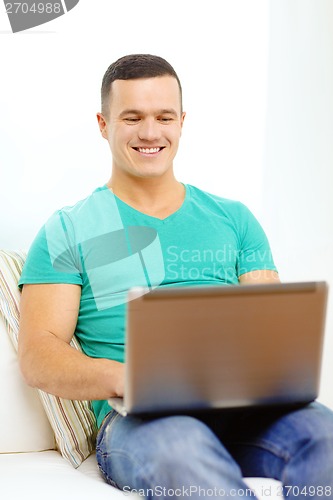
[106,174,185,219]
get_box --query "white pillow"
[0,314,55,452]
[0,250,97,467]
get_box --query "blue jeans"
[96,402,333,499]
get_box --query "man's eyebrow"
[118,108,179,118]
[158,108,179,116]
[118,109,141,118]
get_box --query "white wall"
[0,0,269,248]
[263,0,333,408]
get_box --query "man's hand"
[18,283,124,401]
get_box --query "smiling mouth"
[133,147,165,154]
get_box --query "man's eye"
[159,117,173,123]
[124,118,140,123]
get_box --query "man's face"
[97,76,185,180]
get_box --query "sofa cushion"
[0,451,129,500]
[0,314,55,452]
[0,450,282,500]
[0,249,97,467]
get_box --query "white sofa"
[0,250,282,499]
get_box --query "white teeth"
[138,147,161,154]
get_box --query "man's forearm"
[18,331,124,401]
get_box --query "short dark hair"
[101,54,183,116]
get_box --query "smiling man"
[97,62,186,219]
[17,54,333,499]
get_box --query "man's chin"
[130,166,171,179]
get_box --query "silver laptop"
[108,281,328,416]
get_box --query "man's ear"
[96,112,108,139]
[180,111,186,135]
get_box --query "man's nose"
[138,118,160,142]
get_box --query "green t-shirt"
[19,183,277,426]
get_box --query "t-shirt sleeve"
[18,210,83,288]
[235,203,278,278]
